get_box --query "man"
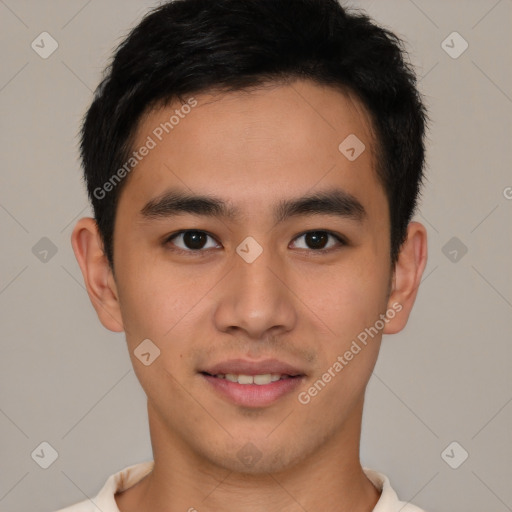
[59,0,429,510]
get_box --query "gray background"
[0,1,511,511]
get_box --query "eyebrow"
[140,187,367,224]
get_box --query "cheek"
[115,259,181,340]
[299,264,388,413]
[305,257,390,345]
[115,256,218,359]
[117,271,198,395]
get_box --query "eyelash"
[163,230,347,256]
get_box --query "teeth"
[253,374,272,385]
[238,374,255,385]
[214,373,291,385]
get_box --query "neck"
[115,398,380,512]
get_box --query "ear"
[383,221,428,335]
[71,217,124,332]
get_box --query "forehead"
[121,79,384,218]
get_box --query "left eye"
[290,231,345,251]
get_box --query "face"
[77,79,423,475]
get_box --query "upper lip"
[200,358,305,377]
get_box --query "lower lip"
[201,374,304,408]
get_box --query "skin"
[72,79,427,512]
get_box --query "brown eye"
[291,230,345,252]
[166,230,220,252]
[305,232,329,249]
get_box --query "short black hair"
[80,0,429,269]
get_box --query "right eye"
[164,230,222,254]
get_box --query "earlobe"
[383,221,428,335]
[71,218,124,332]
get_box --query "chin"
[202,436,314,476]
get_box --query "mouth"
[199,359,306,408]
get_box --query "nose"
[212,243,298,340]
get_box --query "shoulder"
[363,468,429,512]
[52,461,154,512]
